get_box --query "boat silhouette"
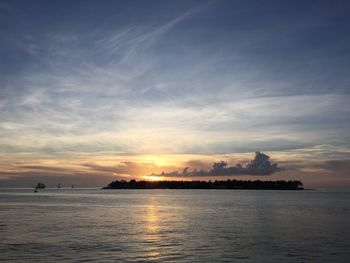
[34,182,46,192]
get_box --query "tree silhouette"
[104,179,304,190]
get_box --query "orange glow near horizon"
[142,175,165,181]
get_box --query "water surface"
[0,188,349,262]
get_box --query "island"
[103,179,304,190]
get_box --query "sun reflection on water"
[145,198,161,259]
[146,202,159,234]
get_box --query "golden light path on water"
[145,198,161,259]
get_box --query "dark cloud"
[156,151,282,177]
[19,165,69,172]
[276,159,350,174]
[318,160,350,171]
[183,159,211,170]
[184,140,317,155]
[82,161,159,176]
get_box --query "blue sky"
[0,0,350,187]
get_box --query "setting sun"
[142,175,165,181]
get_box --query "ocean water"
[0,189,349,262]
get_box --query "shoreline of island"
[103,179,304,190]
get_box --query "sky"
[0,0,350,188]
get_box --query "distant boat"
[34,182,46,193]
[36,182,46,189]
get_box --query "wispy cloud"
[1,0,350,187]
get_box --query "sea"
[0,188,349,262]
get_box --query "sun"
[142,175,165,181]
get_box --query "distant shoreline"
[103,179,304,190]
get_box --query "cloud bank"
[155,151,282,177]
